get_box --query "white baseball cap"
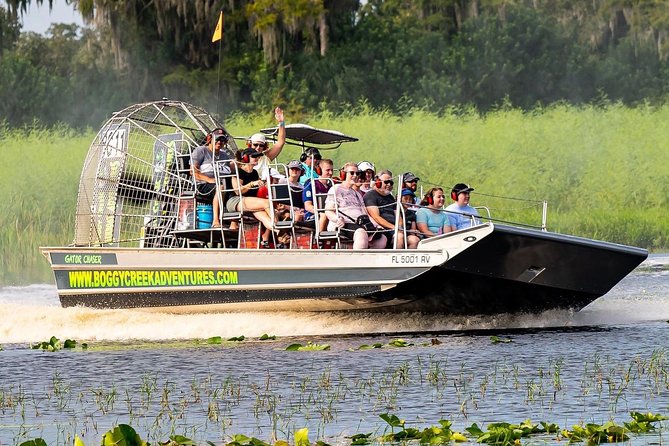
[357,161,375,172]
[250,133,267,144]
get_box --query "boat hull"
[41,224,647,314]
[373,224,648,314]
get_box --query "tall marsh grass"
[2,103,668,285]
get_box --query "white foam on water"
[1,254,666,343]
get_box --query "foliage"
[561,421,629,444]
[1,103,669,286]
[5,1,669,126]
[31,336,78,351]
[490,336,513,344]
[101,424,147,446]
[285,341,330,351]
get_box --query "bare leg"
[352,228,369,249]
[239,196,274,229]
[211,186,222,227]
[407,234,420,249]
[318,212,328,232]
[369,234,388,249]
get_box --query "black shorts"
[196,182,216,201]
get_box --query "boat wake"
[0,278,667,344]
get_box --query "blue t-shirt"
[416,208,453,235]
[445,203,480,230]
[302,179,331,220]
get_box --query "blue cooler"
[196,204,213,229]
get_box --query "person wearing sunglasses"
[364,170,420,249]
[402,172,421,205]
[357,161,375,194]
[227,148,276,247]
[248,106,286,179]
[324,162,387,249]
[191,128,234,229]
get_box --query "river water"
[0,254,667,446]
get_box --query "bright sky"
[3,0,85,34]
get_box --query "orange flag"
[212,11,224,43]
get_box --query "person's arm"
[442,213,456,233]
[324,188,344,227]
[192,165,214,183]
[366,205,394,229]
[416,210,436,237]
[232,173,264,196]
[264,107,285,161]
[191,150,215,183]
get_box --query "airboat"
[41,100,647,314]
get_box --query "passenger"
[256,168,285,199]
[357,161,375,194]
[299,147,322,184]
[228,148,277,248]
[303,158,334,232]
[416,188,455,238]
[249,106,286,178]
[324,162,387,249]
[287,160,305,210]
[400,189,418,233]
[351,166,366,198]
[364,170,420,249]
[256,168,293,246]
[402,172,421,204]
[446,183,481,230]
[191,128,234,228]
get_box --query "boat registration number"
[391,254,430,264]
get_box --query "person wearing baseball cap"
[357,161,375,194]
[286,160,305,210]
[445,183,481,230]
[191,127,233,228]
[402,172,420,204]
[249,106,286,179]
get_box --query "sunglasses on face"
[346,171,359,177]
[252,143,266,148]
[382,180,394,186]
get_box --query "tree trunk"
[319,10,328,56]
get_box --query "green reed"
[2,103,669,285]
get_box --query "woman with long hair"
[415,187,455,238]
[228,148,276,247]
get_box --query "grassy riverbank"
[1,103,668,285]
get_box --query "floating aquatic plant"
[490,336,513,344]
[561,421,629,444]
[31,337,80,351]
[228,335,245,342]
[18,440,47,446]
[624,411,668,433]
[101,424,148,446]
[379,414,467,443]
[285,342,330,351]
[206,336,222,344]
[259,334,276,340]
[226,433,271,446]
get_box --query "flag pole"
[217,36,222,121]
[212,10,224,121]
